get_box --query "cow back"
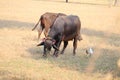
[48,15,81,41]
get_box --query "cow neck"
[47,34,56,42]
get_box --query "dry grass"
[0,0,120,80]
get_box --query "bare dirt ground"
[0,0,120,80]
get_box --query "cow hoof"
[43,54,47,57]
[60,52,64,54]
[55,54,59,57]
[52,54,58,57]
[53,53,56,56]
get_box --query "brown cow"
[32,12,66,40]
[37,15,82,57]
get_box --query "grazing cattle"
[32,12,66,40]
[37,15,82,57]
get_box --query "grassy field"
[0,0,120,80]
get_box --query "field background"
[0,0,120,80]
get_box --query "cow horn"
[52,45,59,51]
[37,41,44,46]
[37,38,46,46]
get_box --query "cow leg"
[53,50,58,57]
[43,46,47,57]
[38,29,41,40]
[61,41,68,54]
[78,34,82,41]
[44,31,47,37]
[77,30,82,41]
[73,37,77,55]
[37,26,44,40]
[53,41,62,57]
[77,23,82,41]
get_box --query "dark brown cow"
[32,12,66,40]
[37,15,82,57]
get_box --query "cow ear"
[37,41,44,46]
[52,45,59,51]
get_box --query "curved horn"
[52,45,59,51]
[37,38,46,46]
[37,42,44,46]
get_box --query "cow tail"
[32,17,41,31]
[78,19,82,41]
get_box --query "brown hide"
[32,12,66,39]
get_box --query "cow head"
[37,37,59,56]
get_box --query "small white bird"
[86,48,94,56]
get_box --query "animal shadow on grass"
[94,48,120,77]
[0,19,34,28]
[26,42,90,72]
[26,46,44,60]
[47,48,120,77]
[82,28,120,47]
[26,41,120,77]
